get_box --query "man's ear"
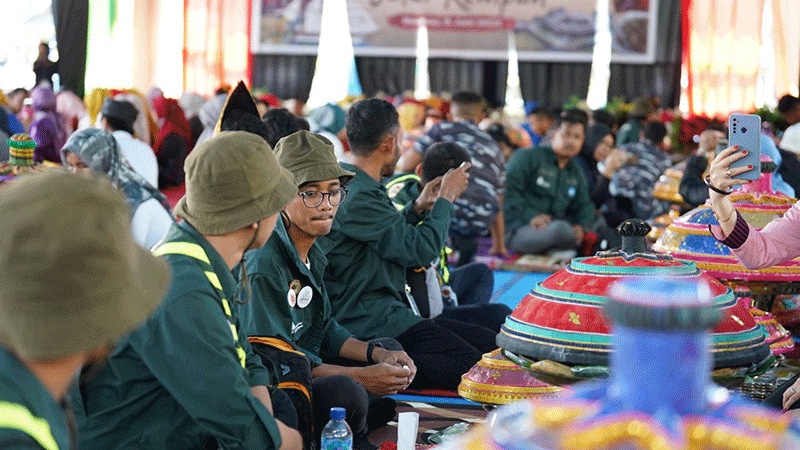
[379,132,395,156]
[414,163,422,177]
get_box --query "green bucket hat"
[274,131,355,186]
[0,171,170,360]
[175,130,296,235]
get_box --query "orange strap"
[248,336,307,356]
[277,381,311,401]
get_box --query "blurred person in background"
[29,85,68,163]
[61,128,173,249]
[33,42,58,88]
[99,98,158,187]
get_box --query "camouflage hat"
[174,131,295,235]
[274,131,354,187]
[0,171,169,360]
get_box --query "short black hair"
[562,108,589,126]
[485,123,512,148]
[296,117,310,131]
[644,121,668,144]
[778,95,800,114]
[104,115,134,135]
[592,109,615,129]
[263,108,305,149]
[346,98,399,156]
[421,142,470,183]
[220,109,270,143]
[450,92,483,107]
[530,106,553,118]
[555,109,588,130]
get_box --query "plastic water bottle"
[320,407,352,450]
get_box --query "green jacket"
[385,172,420,210]
[504,146,595,236]
[72,221,281,450]
[243,218,353,366]
[0,348,70,450]
[385,173,452,284]
[323,163,454,339]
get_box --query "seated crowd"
[4,81,800,450]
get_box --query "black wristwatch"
[367,341,385,364]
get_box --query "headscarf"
[307,103,346,135]
[60,128,172,215]
[30,86,68,161]
[397,102,426,133]
[259,93,280,109]
[56,90,88,134]
[585,123,613,160]
[196,94,227,145]
[84,88,111,126]
[147,87,164,108]
[178,92,207,119]
[152,97,193,154]
[31,85,57,112]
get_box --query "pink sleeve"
[729,201,800,270]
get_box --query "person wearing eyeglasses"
[243,131,416,449]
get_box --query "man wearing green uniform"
[73,131,303,450]
[616,96,657,146]
[324,99,497,390]
[385,142,510,332]
[504,112,595,256]
[244,131,416,448]
[0,172,169,450]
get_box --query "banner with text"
[253,0,658,63]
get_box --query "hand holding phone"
[727,113,761,181]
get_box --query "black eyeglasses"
[299,188,348,208]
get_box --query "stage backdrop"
[252,0,658,63]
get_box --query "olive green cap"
[174,131,295,234]
[0,171,170,360]
[274,131,354,187]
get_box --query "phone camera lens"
[741,127,747,133]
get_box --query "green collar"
[540,146,576,171]
[176,221,238,297]
[0,348,70,449]
[271,218,327,291]
[340,162,384,191]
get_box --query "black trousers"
[396,316,497,390]
[270,387,299,430]
[312,375,369,439]
[439,303,511,333]
[449,262,494,306]
[450,236,478,267]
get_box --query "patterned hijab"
[60,128,172,216]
